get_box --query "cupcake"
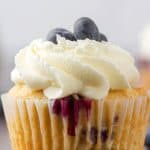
[2,17,150,150]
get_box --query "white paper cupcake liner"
[1,94,150,150]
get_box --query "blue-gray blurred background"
[0,0,150,149]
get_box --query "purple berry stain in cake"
[101,128,108,143]
[114,116,119,124]
[90,127,98,145]
[52,95,92,136]
[52,99,61,115]
[80,128,87,140]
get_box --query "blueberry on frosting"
[46,17,108,43]
[47,28,76,43]
[99,33,108,42]
[73,17,100,41]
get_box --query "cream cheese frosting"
[11,37,139,100]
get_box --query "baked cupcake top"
[11,17,139,100]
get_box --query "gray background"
[0,0,150,92]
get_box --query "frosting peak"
[11,38,139,100]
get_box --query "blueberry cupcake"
[2,17,150,150]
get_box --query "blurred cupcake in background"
[138,25,150,89]
[139,25,150,149]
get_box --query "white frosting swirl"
[11,37,139,100]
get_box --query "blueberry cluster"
[46,17,107,44]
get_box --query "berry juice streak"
[52,96,92,136]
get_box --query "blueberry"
[99,33,108,42]
[113,116,119,124]
[90,127,98,145]
[80,128,87,140]
[74,17,100,41]
[52,100,61,115]
[47,28,76,44]
[101,127,108,143]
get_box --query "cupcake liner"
[2,94,150,150]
